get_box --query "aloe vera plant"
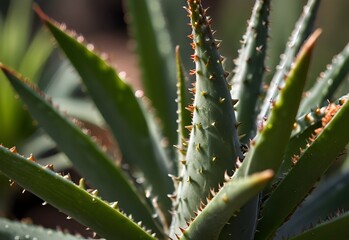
[1,0,349,239]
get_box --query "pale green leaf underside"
[0,218,83,240]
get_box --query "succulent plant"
[1,0,349,239]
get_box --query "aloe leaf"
[0,0,32,67]
[259,0,320,121]
[20,131,72,172]
[0,218,83,240]
[221,29,321,240]
[256,96,349,239]
[231,0,270,144]
[169,1,243,237]
[291,106,326,138]
[239,29,321,177]
[51,98,104,126]
[0,66,162,236]
[175,46,192,173]
[0,0,53,147]
[34,6,173,217]
[0,71,21,146]
[278,171,349,238]
[276,106,326,177]
[278,99,341,178]
[0,0,33,146]
[19,28,53,83]
[289,211,349,240]
[299,42,349,115]
[44,60,80,98]
[179,170,273,240]
[160,0,191,69]
[124,0,177,146]
[0,147,156,240]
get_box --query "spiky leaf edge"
[179,170,273,240]
[222,29,321,239]
[259,0,320,120]
[257,96,349,239]
[34,6,174,222]
[0,217,83,240]
[124,0,177,147]
[0,65,163,236]
[0,146,156,240]
[231,0,270,145]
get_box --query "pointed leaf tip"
[256,169,274,180]
[0,64,47,99]
[33,4,49,23]
[295,28,322,62]
[176,45,180,53]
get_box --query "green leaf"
[239,29,321,177]
[0,71,22,146]
[259,0,320,120]
[0,218,83,240]
[34,6,174,219]
[232,0,270,144]
[170,1,243,236]
[0,147,156,240]
[0,0,53,147]
[19,130,73,172]
[19,28,53,83]
[278,171,349,238]
[0,65,162,236]
[276,106,325,177]
[224,29,320,240]
[160,0,192,71]
[175,46,192,173]
[0,0,33,67]
[289,211,349,240]
[256,95,349,239]
[179,170,273,240]
[51,98,104,126]
[299,42,349,115]
[124,0,177,146]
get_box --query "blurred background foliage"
[0,0,52,147]
[0,0,348,237]
[0,0,344,93]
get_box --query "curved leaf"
[257,95,349,239]
[278,171,349,238]
[124,0,177,146]
[0,65,162,236]
[0,218,83,240]
[299,42,349,115]
[179,170,273,240]
[175,46,191,174]
[232,0,270,144]
[170,1,243,236]
[239,29,321,177]
[34,6,173,219]
[0,146,156,240]
[259,0,320,120]
[289,211,349,240]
